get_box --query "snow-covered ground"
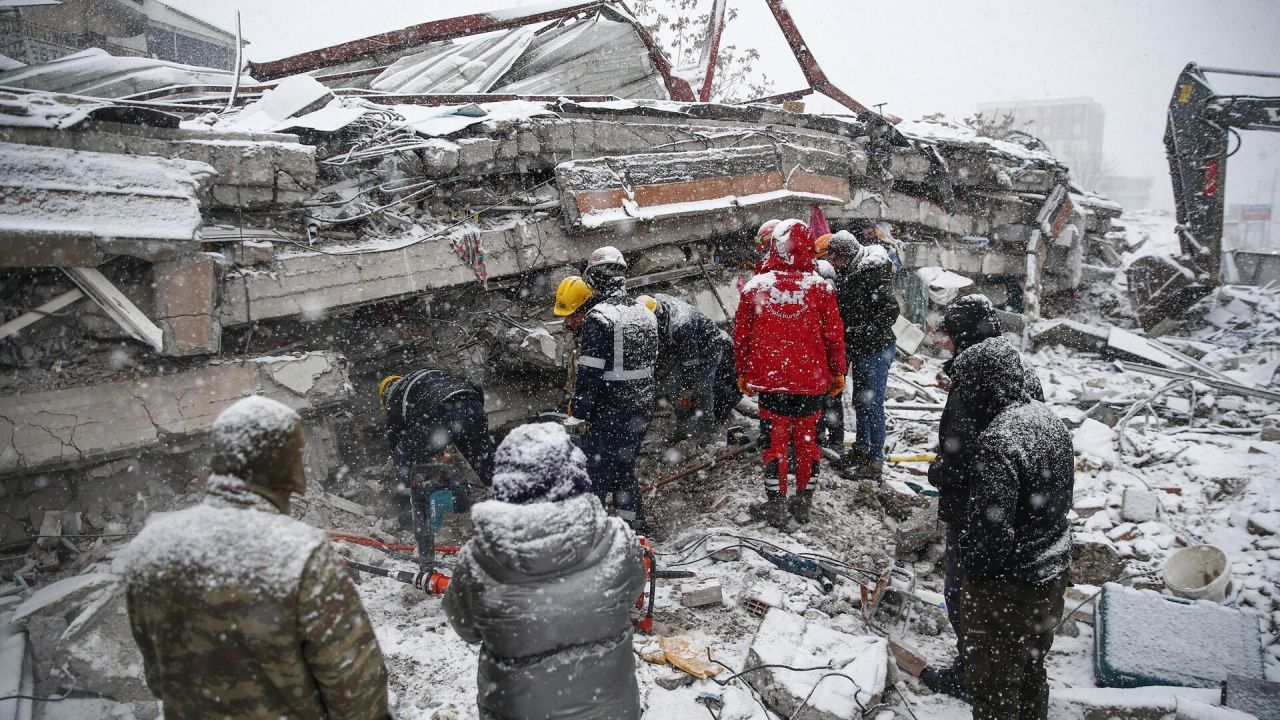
[333,213,1280,719]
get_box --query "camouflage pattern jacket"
[124,476,390,719]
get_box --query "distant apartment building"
[1,0,242,69]
[977,97,1106,184]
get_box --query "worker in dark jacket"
[828,230,900,477]
[443,422,646,720]
[953,338,1073,720]
[555,269,658,531]
[640,292,726,442]
[380,369,495,486]
[922,294,1045,702]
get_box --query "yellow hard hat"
[814,232,833,258]
[554,276,593,317]
[636,294,657,313]
[378,374,402,412]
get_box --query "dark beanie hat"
[490,422,592,504]
[942,294,1001,353]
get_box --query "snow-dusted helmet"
[755,219,782,256]
[209,395,307,496]
[770,218,810,261]
[585,246,627,275]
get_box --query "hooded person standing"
[922,294,1045,702]
[827,229,900,478]
[952,338,1073,720]
[554,258,658,531]
[124,396,390,720]
[443,422,646,720]
[735,218,847,526]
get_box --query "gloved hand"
[829,374,846,398]
[737,376,755,397]
[677,392,695,412]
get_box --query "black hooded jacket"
[952,338,1074,585]
[929,297,1044,525]
[832,246,899,357]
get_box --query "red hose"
[327,531,460,555]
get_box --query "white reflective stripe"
[616,509,637,521]
[578,355,607,369]
[613,315,626,374]
[604,368,653,381]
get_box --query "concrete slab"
[745,608,887,720]
[0,352,348,476]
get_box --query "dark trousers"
[580,411,650,527]
[942,524,966,677]
[962,574,1068,720]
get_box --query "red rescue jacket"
[734,221,847,395]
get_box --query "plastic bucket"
[1162,544,1231,602]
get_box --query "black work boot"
[749,489,789,529]
[920,664,969,703]
[789,489,814,524]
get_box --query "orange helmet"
[814,232,833,258]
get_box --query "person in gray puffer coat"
[443,422,646,720]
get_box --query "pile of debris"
[0,1,1124,554]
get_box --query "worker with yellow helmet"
[553,249,657,532]
[377,369,495,518]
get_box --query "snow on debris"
[210,395,300,466]
[0,141,214,241]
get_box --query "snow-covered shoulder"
[123,479,326,592]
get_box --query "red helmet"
[755,219,781,256]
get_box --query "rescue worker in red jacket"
[734,218,847,527]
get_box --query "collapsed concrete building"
[0,0,1122,549]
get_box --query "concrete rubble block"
[234,240,275,266]
[1094,583,1264,689]
[0,351,348,476]
[1223,674,1280,720]
[893,499,940,557]
[1247,512,1278,536]
[0,142,213,268]
[628,245,686,276]
[1050,686,1228,720]
[745,608,887,720]
[740,583,784,619]
[678,581,723,608]
[153,254,221,357]
[1031,319,1110,353]
[1121,487,1161,523]
[55,581,152,701]
[1070,535,1122,585]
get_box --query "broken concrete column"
[745,609,887,719]
[153,254,221,356]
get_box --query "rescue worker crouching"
[378,369,495,521]
[735,219,847,527]
[638,292,732,443]
[554,265,658,533]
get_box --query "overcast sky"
[170,0,1280,211]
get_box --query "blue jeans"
[850,345,894,460]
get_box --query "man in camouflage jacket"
[124,395,390,719]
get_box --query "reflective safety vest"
[571,295,658,421]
